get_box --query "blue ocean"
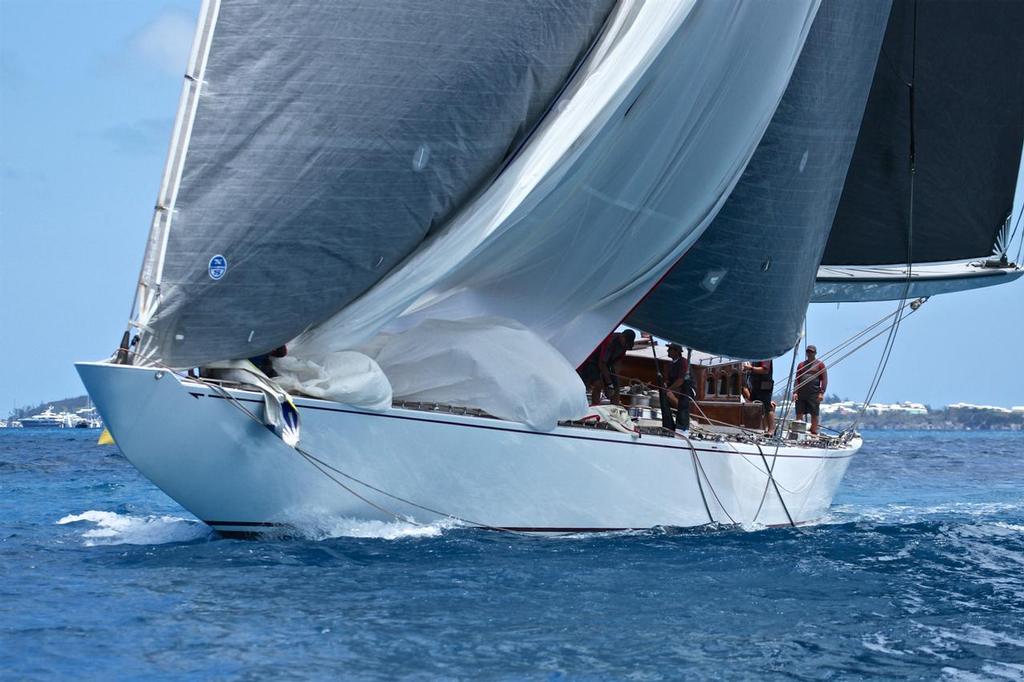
[2,429,1022,680]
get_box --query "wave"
[295,516,455,540]
[56,510,212,546]
[826,501,1024,526]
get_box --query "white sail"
[293,0,820,369]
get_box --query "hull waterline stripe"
[189,390,856,460]
[204,520,815,533]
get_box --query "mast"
[129,0,221,337]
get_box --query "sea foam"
[56,510,211,546]
[301,516,452,540]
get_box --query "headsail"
[133,0,615,367]
[293,0,821,368]
[814,0,1024,302]
[624,0,892,359]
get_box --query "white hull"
[77,362,860,536]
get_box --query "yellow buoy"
[97,428,115,446]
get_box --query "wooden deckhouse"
[618,344,767,431]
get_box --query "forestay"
[292,0,820,369]
[133,0,615,367]
[625,0,891,359]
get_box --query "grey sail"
[135,0,614,368]
[820,0,1024,268]
[625,0,891,359]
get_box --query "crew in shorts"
[794,345,827,435]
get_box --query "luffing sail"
[814,0,1024,302]
[133,0,616,367]
[292,0,820,369]
[625,0,891,359]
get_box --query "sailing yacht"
[78,0,1023,536]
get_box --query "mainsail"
[624,0,892,359]
[292,0,821,368]
[814,0,1024,302]
[133,0,615,367]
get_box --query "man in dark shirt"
[250,345,288,378]
[578,330,636,405]
[664,342,694,432]
[794,345,828,435]
[744,359,775,434]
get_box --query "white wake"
[298,516,454,540]
[57,510,211,546]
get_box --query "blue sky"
[1,1,1022,412]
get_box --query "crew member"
[664,342,694,432]
[794,345,827,435]
[250,345,288,378]
[744,358,775,434]
[578,330,636,405]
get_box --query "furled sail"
[624,0,891,359]
[133,0,615,367]
[292,0,821,369]
[814,0,1024,302]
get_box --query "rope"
[678,431,714,524]
[754,443,795,528]
[773,338,801,438]
[684,435,736,526]
[172,367,536,535]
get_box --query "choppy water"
[2,429,1022,680]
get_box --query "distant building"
[820,401,928,416]
[948,402,1012,414]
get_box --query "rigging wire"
[841,0,919,433]
[176,368,539,535]
[754,443,795,528]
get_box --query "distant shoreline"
[818,403,1024,432]
[9,394,1023,432]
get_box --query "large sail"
[134,0,615,367]
[292,0,820,368]
[624,0,891,359]
[815,0,1024,302]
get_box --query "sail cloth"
[821,0,1024,270]
[134,0,615,368]
[625,0,891,359]
[364,318,588,431]
[273,318,587,430]
[292,0,820,369]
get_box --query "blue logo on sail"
[208,255,227,280]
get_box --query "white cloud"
[127,10,195,77]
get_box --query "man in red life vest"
[578,330,636,405]
[794,345,828,435]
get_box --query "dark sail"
[136,0,614,367]
[822,0,1024,267]
[626,0,891,358]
